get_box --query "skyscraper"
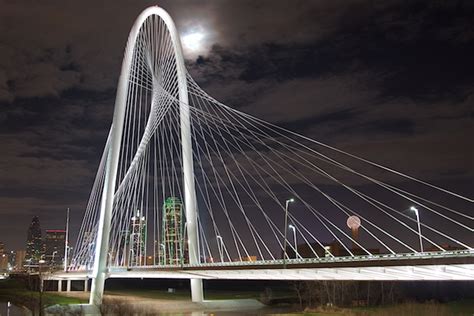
[25,216,43,265]
[161,197,187,265]
[44,229,66,267]
[0,241,4,254]
[129,210,146,266]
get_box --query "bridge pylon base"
[191,278,203,302]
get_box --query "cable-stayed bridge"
[49,6,473,305]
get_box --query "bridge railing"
[103,249,473,272]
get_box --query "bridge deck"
[50,250,474,281]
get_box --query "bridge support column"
[84,279,89,292]
[88,3,135,307]
[66,280,71,292]
[165,3,203,303]
[58,280,62,292]
[191,279,203,302]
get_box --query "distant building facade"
[0,253,8,271]
[129,210,146,266]
[44,229,66,267]
[242,256,257,262]
[26,216,43,265]
[161,197,186,265]
[14,250,26,270]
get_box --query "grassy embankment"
[94,288,474,315]
[298,299,474,316]
[0,279,87,311]
[3,278,472,315]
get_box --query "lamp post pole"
[52,251,58,268]
[64,208,69,272]
[283,198,294,267]
[289,224,298,259]
[216,236,224,263]
[410,206,424,253]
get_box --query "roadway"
[48,250,474,281]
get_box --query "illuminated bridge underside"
[53,253,474,281]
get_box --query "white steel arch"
[89,6,202,305]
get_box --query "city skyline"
[0,215,67,258]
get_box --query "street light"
[216,235,224,263]
[288,224,298,259]
[410,206,424,253]
[51,251,58,268]
[283,198,294,266]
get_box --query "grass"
[295,300,474,316]
[0,288,86,305]
[42,292,87,305]
[358,300,474,316]
[446,299,474,315]
[0,279,87,311]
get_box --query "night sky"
[0,0,473,251]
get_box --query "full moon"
[182,31,205,53]
[347,215,361,230]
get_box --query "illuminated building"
[44,229,66,267]
[25,216,43,264]
[129,210,146,266]
[161,197,186,265]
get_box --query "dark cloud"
[0,0,472,250]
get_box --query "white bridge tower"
[89,6,203,305]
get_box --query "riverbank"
[46,292,474,315]
[47,291,291,314]
[2,278,473,315]
[293,299,474,316]
[0,279,86,313]
[47,293,268,315]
